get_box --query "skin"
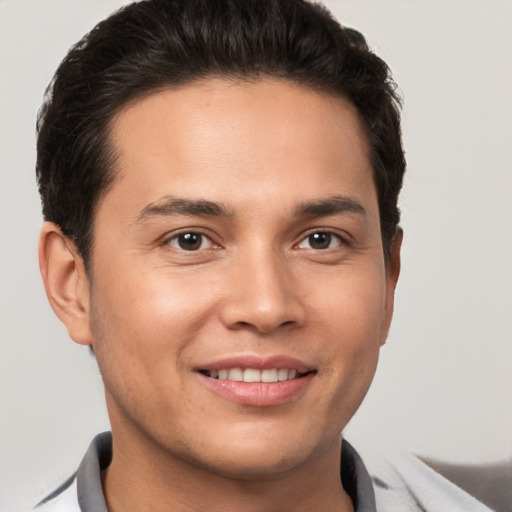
[39,79,401,512]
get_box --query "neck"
[102,424,354,512]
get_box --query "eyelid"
[162,228,221,250]
[294,229,349,250]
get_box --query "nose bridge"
[220,242,304,333]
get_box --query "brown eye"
[167,232,214,251]
[298,232,342,250]
[308,232,331,249]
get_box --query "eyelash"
[163,229,347,252]
[163,230,219,251]
[296,230,346,251]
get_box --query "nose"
[219,251,306,334]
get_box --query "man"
[33,0,496,511]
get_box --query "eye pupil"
[178,233,202,250]
[309,232,331,249]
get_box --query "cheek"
[313,262,387,341]
[311,264,385,395]
[94,258,214,328]
[88,260,221,381]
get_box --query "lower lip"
[198,373,315,407]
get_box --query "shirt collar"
[76,432,376,512]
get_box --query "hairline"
[83,75,392,275]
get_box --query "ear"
[38,222,92,346]
[380,228,403,345]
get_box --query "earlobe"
[38,222,92,346]
[380,228,403,345]
[388,228,403,286]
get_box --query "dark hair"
[36,0,405,268]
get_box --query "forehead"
[105,78,376,219]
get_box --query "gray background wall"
[1,1,511,510]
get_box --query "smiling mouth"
[198,368,315,383]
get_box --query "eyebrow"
[136,194,367,223]
[293,195,367,219]
[136,196,233,222]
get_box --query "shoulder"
[32,432,112,512]
[33,473,80,512]
[420,456,512,512]
[357,444,501,512]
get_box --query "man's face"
[86,79,399,476]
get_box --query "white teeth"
[228,367,243,381]
[243,368,261,383]
[261,369,278,383]
[210,368,304,382]
[277,368,289,381]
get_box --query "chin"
[192,448,308,480]
[179,426,333,480]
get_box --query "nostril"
[229,319,298,334]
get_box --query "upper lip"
[196,354,314,373]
